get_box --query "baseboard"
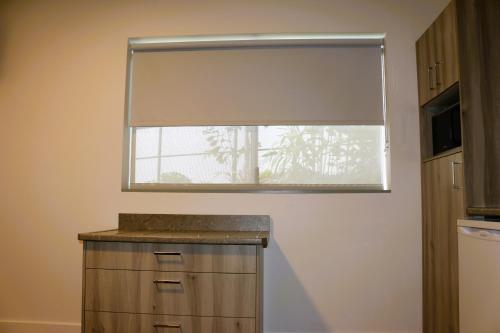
[269,331,420,333]
[0,320,80,333]
[0,321,419,333]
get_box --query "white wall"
[0,1,448,332]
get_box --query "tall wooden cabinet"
[418,0,500,331]
[416,1,464,332]
[422,152,465,333]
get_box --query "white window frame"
[121,34,390,193]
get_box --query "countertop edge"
[78,231,269,248]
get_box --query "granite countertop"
[78,214,270,248]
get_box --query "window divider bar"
[157,127,163,182]
[252,126,259,184]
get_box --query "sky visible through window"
[133,125,385,185]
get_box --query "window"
[123,34,389,192]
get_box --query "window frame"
[121,34,391,193]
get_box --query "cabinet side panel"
[434,1,459,93]
[458,0,500,210]
[81,241,87,333]
[255,246,263,333]
[421,160,438,332]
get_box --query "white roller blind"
[128,38,384,126]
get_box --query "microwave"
[432,103,462,155]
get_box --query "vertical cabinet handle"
[428,66,436,90]
[153,323,181,328]
[435,61,443,86]
[451,161,463,190]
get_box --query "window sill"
[123,183,390,193]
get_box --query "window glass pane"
[132,125,385,186]
[160,127,211,156]
[135,128,160,158]
[134,157,158,183]
[258,126,383,185]
[134,126,255,184]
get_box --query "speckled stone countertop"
[78,214,271,248]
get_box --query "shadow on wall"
[264,241,329,332]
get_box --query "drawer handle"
[451,161,464,190]
[153,279,182,284]
[154,251,182,256]
[153,323,181,328]
[428,66,436,90]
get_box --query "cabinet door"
[433,0,459,94]
[416,29,437,106]
[422,152,464,333]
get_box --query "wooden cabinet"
[422,152,465,333]
[418,0,500,331]
[416,0,459,106]
[82,241,263,333]
[456,0,500,215]
[417,3,463,329]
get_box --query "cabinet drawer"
[85,269,256,317]
[84,311,255,333]
[85,241,256,273]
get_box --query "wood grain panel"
[84,269,154,314]
[154,271,256,318]
[86,241,256,273]
[421,158,438,333]
[84,311,255,333]
[255,247,263,333]
[466,207,500,216]
[416,26,438,106]
[416,0,458,107]
[416,31,432,106]
[85,269,256,317]
[433,0,459,94]
[457,0,500,213]
[82,242,87,333]
[422,152,464,333]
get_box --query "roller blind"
[128,38,384,127]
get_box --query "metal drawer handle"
[153,279,182,284]
[451,161,463,190]
[154,251,182,256]
[153,323,181,328]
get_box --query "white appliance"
[458,219,500,333]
